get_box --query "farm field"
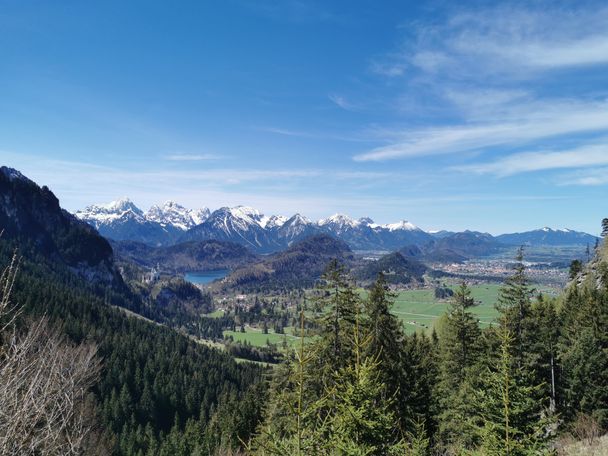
[219,283,561,345]
[223,325,299,347]
[366,282,559,334]
[392,285,501,334]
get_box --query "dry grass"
[558,434,608,456]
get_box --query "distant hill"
[496,227,598,247]
[430,231,504,258]
[399,244,468,264]
[111,239,258,272]
[218,234,354,292]
[398,231,502,263]
[353,252,427,286]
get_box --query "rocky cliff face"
[0,166,120,285]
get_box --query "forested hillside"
[248,237,608,454]
[0,168,267,455]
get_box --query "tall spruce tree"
[327,309,407,456]
[436,282,481,450]
[497,247,534,368]
[470,328,550,456]
[559,286,608,426]
[363,273,408,427]
[251,312,328,455]
[314,259,358,376]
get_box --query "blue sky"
[1,0,607,234]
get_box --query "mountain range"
[75,198,599,254]
[76,199,434,252]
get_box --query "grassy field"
[223,325,299,347]
[220,283,561,345]
[203,309,226,318]
[392,285,501,334]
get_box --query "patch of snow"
[358,217,379,229]
[318,213,360,228]
[262,214,288,229]
[383,220,418,231]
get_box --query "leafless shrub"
[0,249,106,455]
[571,413,602,446]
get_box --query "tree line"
[248,242,608,454]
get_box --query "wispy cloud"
[445,7,608,73]
[354,100,608,161]
[559,167,608,186]
[385,5,608,80]
[165,153,223,161]
[357,4,608,167]
[328,93,358,111]
[454,145,608,177]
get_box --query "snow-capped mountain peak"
[75,198,145,228]
[290,213,311,225]
[358,217,379,229]
[145,200,208,231]
[104,197,142,214]
[318,213,360,229]
[261,214,288,229]
[191,207,211,226]
[383,220,419,231]
[229,206,263,222]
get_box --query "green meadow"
[220,283,560,345]
[223,325,299,347]
[391,285,501,334]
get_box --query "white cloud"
[454,145,608,177]
[354,100,608,161]
[559,167,608,186]
[448,9,608,72]
[357,4,608,166]
[396,6,608,79]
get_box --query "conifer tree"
[470,328,550,455]
[497,247,534,368]
[314,259,358,376]
[363,273,408,426]
[327,309,407,456]
[443,282,480,384]
[435,282,481,449]
[363,272,403,379]
[569,260,582,280]
[401,332,439,440]
[559,285,608,426]
[251,312,328,455]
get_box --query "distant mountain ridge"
[74,198,600,253]
[75,198,210,245]
[76,199,432,253]
[496,227,598,247]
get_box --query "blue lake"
[184,269,230,285]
